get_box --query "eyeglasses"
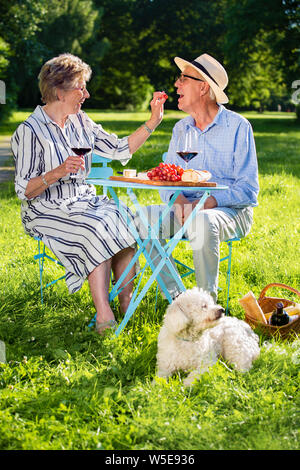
[176,74,204,84]
[72,84,88,92]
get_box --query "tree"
[223,0,300,109]
[0,0,104,111]
[1,0,299,113]
[18,0,103,107]
[0,37,11,119]
[91,0,227,109]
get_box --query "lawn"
[0,109,299,451]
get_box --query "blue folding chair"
[33,236,66,304]
[160,152,240,314]
[33,154,113,303]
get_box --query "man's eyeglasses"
[176,74,204,83]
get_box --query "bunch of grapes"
[147,162,184,182]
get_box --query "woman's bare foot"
[95,305,116,334]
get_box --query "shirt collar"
[33,105,79,128]
[185,104,227,131]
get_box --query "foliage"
[90,69,154,111]
[225,31,287,110]
[0,110,300,450]
[0,0,104,115]
[90,0,226,109]
[223,0,300,109]
[0,0,299,113]
[0,37,12,121]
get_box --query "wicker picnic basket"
[244,283,300,339]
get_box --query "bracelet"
[143,123,154,134]
[41,172,48,187]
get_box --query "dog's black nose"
[216,307,225,318]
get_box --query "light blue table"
[87,177,228,336]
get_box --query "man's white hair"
[209,87,216,101]
[194,70,216,101]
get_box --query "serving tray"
[109,176,217,187]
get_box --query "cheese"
[182,169,211,183]
[123,169,137,178]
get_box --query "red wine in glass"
[71,147,91,156]
[70,147,91,177]
[177,151,198,163]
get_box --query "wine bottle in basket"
[269,302,290,326]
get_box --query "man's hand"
[173,194,193,226]
[193,195,217,210]
[174,194,218,226]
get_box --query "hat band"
[191,61,219,87]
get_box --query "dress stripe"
[11,106,135,293]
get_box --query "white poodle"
[155,287,260,386]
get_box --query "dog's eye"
[202,303,208,309]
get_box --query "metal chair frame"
[169,237,240,314]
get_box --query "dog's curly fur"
[156,287,260,386]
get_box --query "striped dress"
[11,105,135,293]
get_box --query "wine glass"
[70,146,91,179]
[176,130,198,169]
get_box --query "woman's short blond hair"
[38,53,92,103]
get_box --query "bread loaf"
[239,291,268,324]
[182,169,211,183]
[137,172,149,180]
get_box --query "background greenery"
[0,0,299,452]
[0,110,299,450]
[0,0,299,120]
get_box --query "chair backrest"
[87,154,113,180]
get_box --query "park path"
[0,137,14,183]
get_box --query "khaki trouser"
[135,205,253,301]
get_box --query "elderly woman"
[11,53,167,333]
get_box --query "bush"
[89,70,154,111]
[296,104,300,121]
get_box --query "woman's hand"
[147,91,168,129]
[24,155,85,199]
[56,155,85,178]
[128,91,167,154]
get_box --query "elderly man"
[140,53,259,302]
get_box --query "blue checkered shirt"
[160,105,259,208]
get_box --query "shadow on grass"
[0,181,15,198]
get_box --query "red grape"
[147,162,183,182]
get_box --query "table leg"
[107,186,211,336]
[108,187,185,302]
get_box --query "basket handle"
[258,283,300,301]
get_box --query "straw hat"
[174,53,229,104]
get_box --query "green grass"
[0,109,299,450]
